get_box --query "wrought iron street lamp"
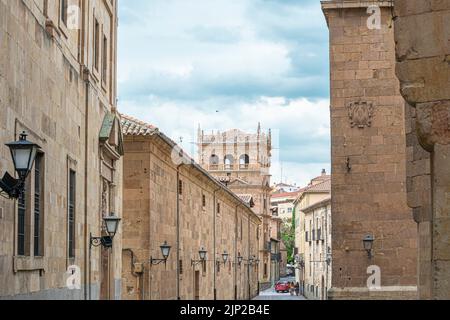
[363,235,374,258]
[90,214,121,248]
[237,253,243,266]
[151,241,172,266]
[0,132,41,199]
[192,247,208,266]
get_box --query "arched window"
[224,155,234,170]
[210,155,219,169]
[239,154,250,169]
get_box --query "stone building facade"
[0,0,123,299]
[322,0,418,299]
[394,0,450,300]
[294,174,331,299]
[121,115,261,300]
[197,125,277,290]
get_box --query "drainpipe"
[248,211,251,299]
[213,187,221,300]
[84,79,90,300]
[234,204,242,300]
[176,164,184,300]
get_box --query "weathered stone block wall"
[0,0,121,299]
[121,134,261,300]
[322,1,418,299]
[394,0,450,299]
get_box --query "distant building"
[271,191,301,221]
[198,124,280,289]
[293,172,331,300]
[272,182,301,194]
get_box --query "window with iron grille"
[34,154,43,256]
[68,170,76,258]
[17,188,26,256]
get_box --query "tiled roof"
[304,178,331,193]
[121,114,157,136]
[271,191,303,199]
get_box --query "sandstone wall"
[322,1,418,299]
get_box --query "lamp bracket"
[0,172,23,199]
[150,257,168,266]
[191,259,204,267]
[90,234,113,249]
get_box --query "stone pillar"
[394,0,450,299]
[322,0,418,300]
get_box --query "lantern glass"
[363,235,374,251]
[160,241,171,259]
[6,132,41,180]
[104,214,121,237]
[222,251,229,263]
[199,248,207,261]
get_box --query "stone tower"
[322,0,418,299]
[198,124,274,287]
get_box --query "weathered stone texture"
[0,0,122,299]
[323,1,418,299]
[394,0,450,299]
[121,129,261,301]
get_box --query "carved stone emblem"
[348,101,374,128]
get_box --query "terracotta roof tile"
[120,114,157,136]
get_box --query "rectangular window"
[217,202,220,215]
[68,170,76,258]
[202,260,206,274]
[179,260,183,275]
[61,0,68,26]
[240,220,243,240]
[93,19,100,71]
[17,188,27,256]
[102,35,108,85]
[202,194,206,208]
[34,154,43,256]
[178,180,183,196]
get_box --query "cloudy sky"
[118,0,330,187]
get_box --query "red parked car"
[275,281,290,293]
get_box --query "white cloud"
[118,0,331,186]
